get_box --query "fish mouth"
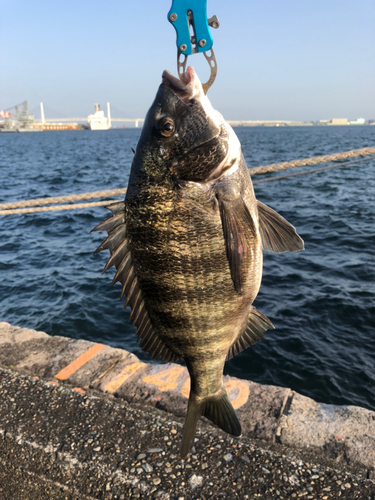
[161,67,200,104]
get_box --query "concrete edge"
[1,321,374,473]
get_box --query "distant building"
[33,122,84,131]
[328,118,349,126]
[349,118,366,125]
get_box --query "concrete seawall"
[0,322,374,498]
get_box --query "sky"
[1,0,374,122]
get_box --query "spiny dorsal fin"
[91,212,125,234]
[226,307,274,361]
[217,194,256,295]
[94,224,127,254]
[105,201,126,214]
[93,205,179,363]
[102,239,129,274]
[257,201,304,253]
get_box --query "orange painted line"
[181,376,190,399]
[55,343,106,381]
[225,380,250,409]
[47,380,59,385]
[104,362,145,393]
[143,365,185,392]
[73,387,86,395]
[181,378,250,409]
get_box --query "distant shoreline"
[228,122,374,128]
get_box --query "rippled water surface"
[1,126,374,410]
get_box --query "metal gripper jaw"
[168,0,220,94]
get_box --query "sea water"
[0,126,374,410]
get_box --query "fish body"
[94,67,304,456]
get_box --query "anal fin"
[226,307,274,361]
[257,201,304,253]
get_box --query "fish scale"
[130,185,242,370]
[94,66,304,457]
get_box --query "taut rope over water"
[0,146,374,215]
[248,146,375,175]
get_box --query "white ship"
[87,103,111,130]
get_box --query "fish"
[93,66,304,457]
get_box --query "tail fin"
[203,390,242,437]
[180,398,202,458]
[180,389,242,458]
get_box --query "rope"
[0,188,127,210]
[0,146,374,216]
[0,201,113,216]
[248,146,375,176]
[252,156,374,185]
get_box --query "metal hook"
[177,51,189,84]
[202,48,217,94]
[169,1,219,93]
[177,47,218,94]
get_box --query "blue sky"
[1,0,374,121]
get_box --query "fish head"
[130,67,240,187]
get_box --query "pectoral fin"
[218,195,256,295]
[257,201,304,253]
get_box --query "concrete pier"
[0,322,374,499]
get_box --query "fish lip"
[161,67,196,103]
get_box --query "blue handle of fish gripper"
[168,0,213,56]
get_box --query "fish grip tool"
[168,0,219,93]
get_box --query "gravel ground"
[0,367,374,500]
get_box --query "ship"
[87,103,111,131]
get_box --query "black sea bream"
[93,67,304,456]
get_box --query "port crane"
[0,101,35,130]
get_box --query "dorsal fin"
[226,307,274,361]
[93,224,126,254]
[105,201,126,214]
[257,201,304,253]
[93,206,180,363]
[91,212,125,234]
[102,239,129,274]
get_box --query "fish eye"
[159,118,175,137]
